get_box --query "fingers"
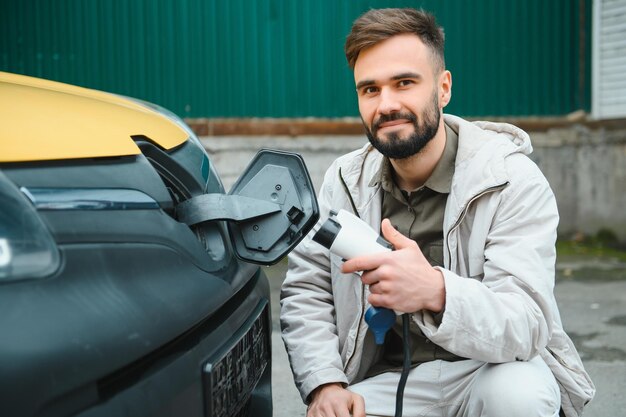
[366,279,391,309]
[341,219,418,275]
[367,292,386,309]
[351,392,366,417]
[360,269,380,286]
[365,271,391,292]
[380,218,414,249]
[341,253,386,274]
[307,402,350,417]
[306,384,363,417]
[368,280,381,293]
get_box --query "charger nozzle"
[365,306,396,344]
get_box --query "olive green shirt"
[366,124,464,376]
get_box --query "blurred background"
[1,0,624,243]
[0,0,595,118]
[2,1,625,415]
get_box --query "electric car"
[0,71,318,417]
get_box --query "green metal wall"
[0,0,591,118]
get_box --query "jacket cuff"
[300,367,349,404]
[412,267,459,339]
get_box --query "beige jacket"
[280,114,595,416]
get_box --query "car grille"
[203,303,269,417]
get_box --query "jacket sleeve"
[280,162,348,403]
[415,158,559,363]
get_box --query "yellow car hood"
[0,72,188,163]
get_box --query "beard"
[364,90,441,160]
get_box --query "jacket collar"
[443,114,531,211]
[337,144,382,215]
[338,114,532,213]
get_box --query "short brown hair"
[345,8,445,72]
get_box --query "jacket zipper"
[545,346,582,408]
[445,182,509,266]
[344,284,367,373]
[546,346,581,374]
[338,167,366,374]
[338,167,360,218]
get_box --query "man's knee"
[468,358,560,417]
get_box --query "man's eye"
[398,79,414,87]
[362,86,378,94]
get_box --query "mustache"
[372,112,417,132]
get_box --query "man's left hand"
[341,218,446,313]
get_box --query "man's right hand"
[307,383,366,417]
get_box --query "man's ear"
[439,70,452,108]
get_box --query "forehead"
[353,34,433,84]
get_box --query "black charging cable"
[394,313,411,417]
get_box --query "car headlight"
[0,171,60,281]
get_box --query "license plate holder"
[203,303,269,417]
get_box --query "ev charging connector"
[312,209,396,344]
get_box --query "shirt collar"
[424,123,458,193]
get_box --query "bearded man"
[280,8,594,417]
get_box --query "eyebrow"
[391,72,422,81]
[355,72,423,90]
[355,79,376,90]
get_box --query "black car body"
[0,72,318,417]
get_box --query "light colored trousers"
[348,357,561,417]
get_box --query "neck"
[389,119,447,191]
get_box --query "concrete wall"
[200,126,626,241]
[528,126,626,240]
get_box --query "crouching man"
[281,8,595,417]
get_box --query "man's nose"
[377,88,402,115]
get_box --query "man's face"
[353,34,451,159]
